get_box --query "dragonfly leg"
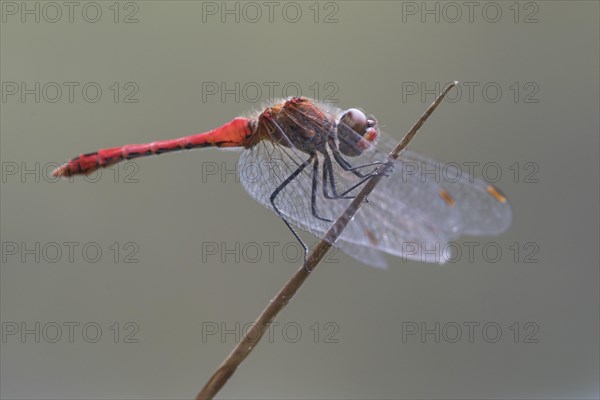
[323,150,394,200]
[269,153,315,270]
[333,172,372,198]
[311,157,334,223]
[322,151,359,200]
[328,140,388,178]
[336,159,395,197]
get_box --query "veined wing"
[377,134,513,236]
[238,139,464,267]
[238,99,511,267]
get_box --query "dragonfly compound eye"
[337,108,379,156]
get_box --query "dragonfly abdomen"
[53,117,254,177]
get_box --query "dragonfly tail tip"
[51,164,70,177]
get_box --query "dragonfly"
[53,97,512,268]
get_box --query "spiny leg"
[322,150,358,200]
[269,153,315,270]
[323,149,394,200]
[328,140,388,178]
[311,156,334,223]
[326,153,374,197]
[323,149,390,199]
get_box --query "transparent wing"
[377,134,513,236]
[333,241,389,269]
[239,141,463,267]
[238,99,511,267]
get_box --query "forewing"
[237,99,510,267]
[376,133,513,236]
[238,141,462,266]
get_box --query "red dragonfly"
[53,97,511,268]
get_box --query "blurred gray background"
[1,1,598,399]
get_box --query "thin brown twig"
[196,81,458,400]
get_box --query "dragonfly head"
[337,108,379,157]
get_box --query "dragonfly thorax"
[256,97,335,154]
[255,97,379,158]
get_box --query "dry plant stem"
[196,81,458,400]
